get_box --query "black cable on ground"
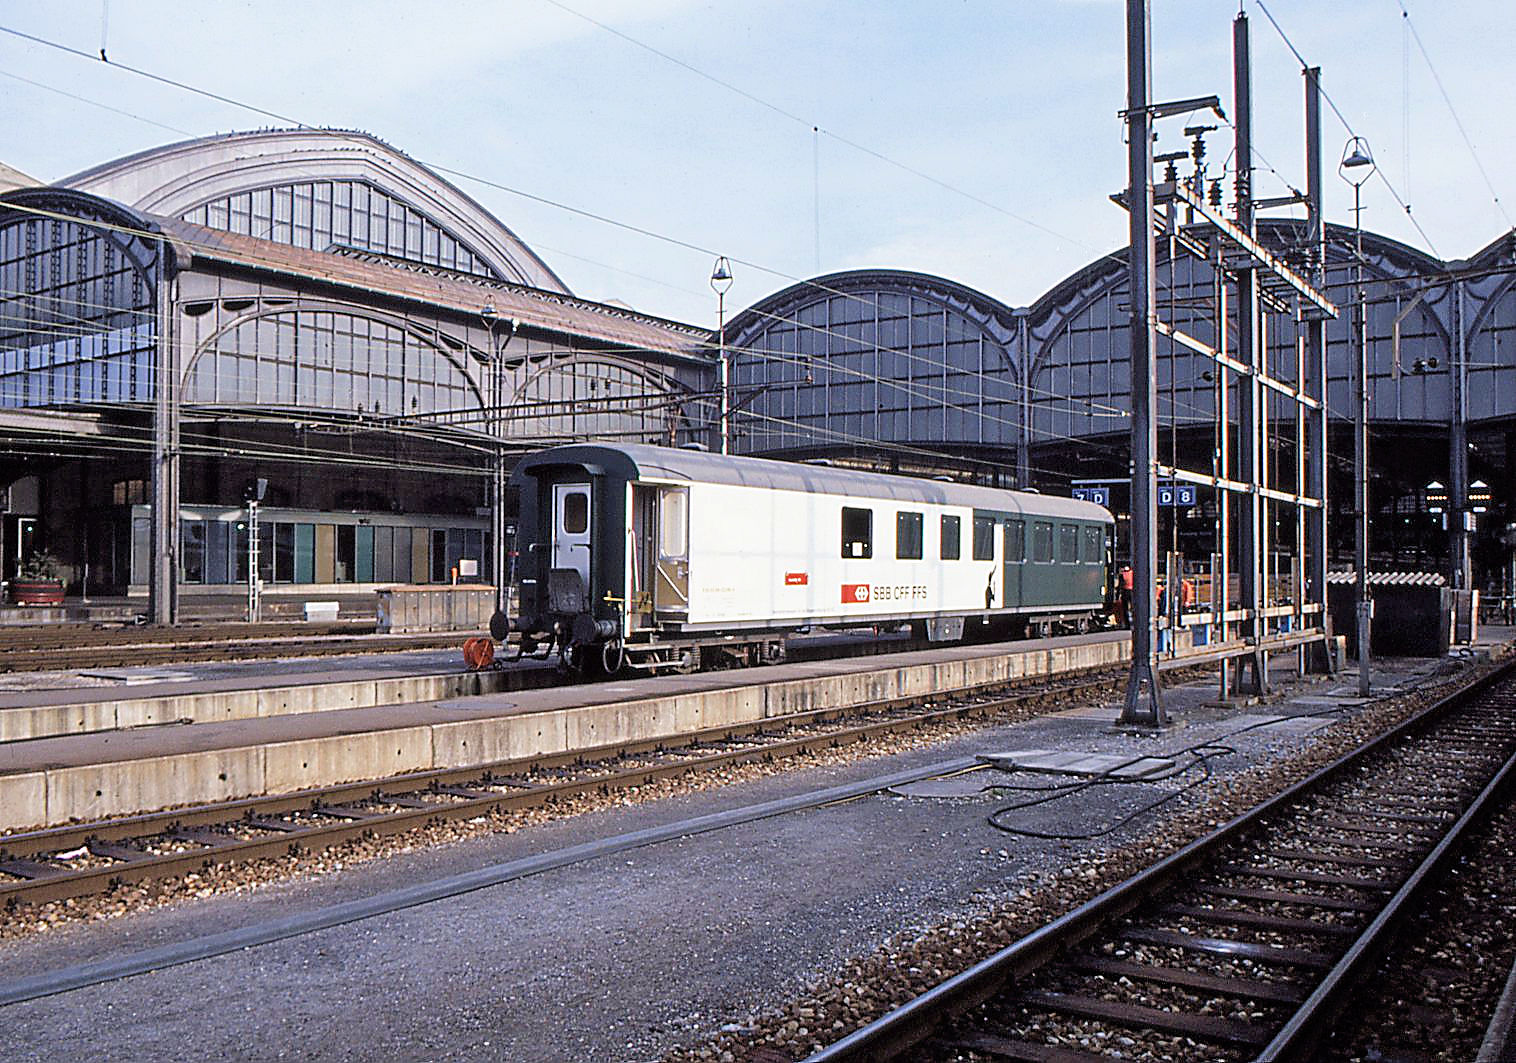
[981,698,1355,841]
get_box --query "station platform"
[0,632,1130,832]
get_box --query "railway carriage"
[504,443,1115,674]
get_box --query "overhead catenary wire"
[0,23,1040,330]
[536,0,1098,255]
[1391,0,1514,231]
[1250,0,1441,259]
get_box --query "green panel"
[355,524,375,583]
[294,523,315,584]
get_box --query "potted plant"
[12,550,65,607]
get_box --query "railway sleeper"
[1198,883,1376,913]
[1158,903,1360,938]
[1068,955,1309,1005]
[85,840,153,862]
[1014,987,1274,1047]
[1118,926,1336,969]
[0,858,67,880]
[935,1030,1113,1063]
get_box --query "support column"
[1449,281,1471,589]
[1303,65,1333,669]
[1015,309,1032,489]
[1233,10,1267,695]
[149,272,179,626]
[1120,0,1165,726]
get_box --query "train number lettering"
[843,583,926,604]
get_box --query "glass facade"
[728,284,1018,455]
[166,509,487,586]
[185,309,478,415]
[0,214,158,407]
[182,180,501,280]
[505,355,677,442]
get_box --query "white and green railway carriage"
[508,444,1115,674]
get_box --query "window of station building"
[274,523,295,582]
[180,521,206,583]
[430,529,448,583]
[939,515,961,560]
[207,520,230,584]
[112,479,147,505]
[0,217,158,410]
[841,507,873,558]
[392,526,413,583]
[1031,521,1054,563]
[185,310,474,417]
[896,511,923,560]
[1005,520,1026,563]
[972,516,995,561]
[181,180,500,281]
[374,525,394,583]
[257,522,275,583]
[336,525,356,582]
[1082,526,1103,564]
[1059,524,1078,563]
[355,525,376,583]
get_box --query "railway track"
[807,659,1516,1063]
[0,667,1126,912]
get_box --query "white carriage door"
[653,485,689,616]
[551,483,592,590]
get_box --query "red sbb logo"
[842,583,871,604]
[784,572,809,586]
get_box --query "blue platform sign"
[1157,484,1197,507]
[1072,486,1110,506]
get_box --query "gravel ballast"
[0,651,1501,1063]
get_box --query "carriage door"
[629,485,657,630]
[653,486,689,617]
[551,483,592,605]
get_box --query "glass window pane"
[356,525,375,582]
[295,523,315,583]
[895,511,923,560]
[939,515,960,560]
[841,507,872,559]
[1032,522,1054,563]
[563,491,589,534]
[972,517,995,561]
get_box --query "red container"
[11,580,64,607]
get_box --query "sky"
[1,1,1511,327]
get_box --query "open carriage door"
[550,482,591,614]
[653,485,689,619]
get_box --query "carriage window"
[1059,524,1078,563]
[1082,526,1102,563]
[562,491,589,534]
[658,488,688,558]
[972,516,995,561]
[1004,520,1025,563]
[896,511,923,560]
[1031,521,1054,562]
[841,507,873,558]
[939,515,961,560]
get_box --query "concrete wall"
[4,635,1129,830]
[0,671,515,743]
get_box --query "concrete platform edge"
[6,638,1128,831]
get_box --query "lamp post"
[710,256,734,454]
[1340,136,1374,696]
[480,302,519,628]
